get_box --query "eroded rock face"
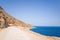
[0,16,5,28]
[0,7,32,29]
[0,11,7,28]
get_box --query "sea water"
[31,26,60,37]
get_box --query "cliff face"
[0,7,32,28]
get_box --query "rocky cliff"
[0,6,32,29]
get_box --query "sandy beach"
[0,26,60,40]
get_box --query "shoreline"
[0,26,60,40]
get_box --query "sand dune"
[0,26,60,40]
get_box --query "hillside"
[0,6,32,29]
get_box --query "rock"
[0,6,32,29]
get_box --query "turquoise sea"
[31,26,60,37]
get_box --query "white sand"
[0,26,60,40]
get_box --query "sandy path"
[0,26,60,40]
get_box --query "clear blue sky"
[0,0,60,26]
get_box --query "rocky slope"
[0,6,32,29]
